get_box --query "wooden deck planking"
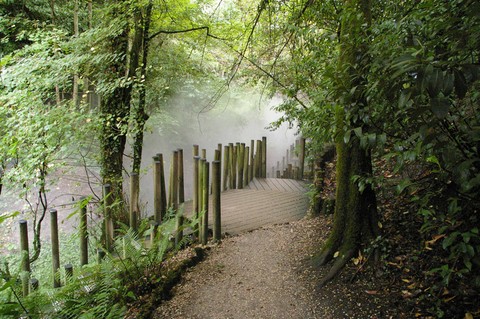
[182,178,309,235]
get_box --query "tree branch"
[149,26,225,41]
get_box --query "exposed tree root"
[317,248,356,288]
[312,245,336,267]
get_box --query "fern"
[0,206,202,318]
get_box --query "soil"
[153,216,403,319]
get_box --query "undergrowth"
[0,207,199,319]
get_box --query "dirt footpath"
[153,216,398,319]
[154,219,323,319]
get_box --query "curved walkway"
[183,178,309,235]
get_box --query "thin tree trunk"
[73,0,79,107]
[132,2,153,174]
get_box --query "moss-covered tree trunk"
[314,0,379,287]
[132,1,153,174]
[100,2,141,224]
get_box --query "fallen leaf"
[465,313,473,319]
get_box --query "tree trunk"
[73,0,79,107]
[99,18,131,224]
[100,2,149,226]
[132,2,153,174]
[314,0,379,287]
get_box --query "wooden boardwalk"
[183,178,309,235]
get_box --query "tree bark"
[73,0,79,107]
[314,0,379,287]
[132,1,153,174]
[99,16,131,223]
[100,1,151,225]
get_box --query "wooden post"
[237,143,244,189]
[222,145,229,191]
[216,144,222,161]
[276,170,281,178]
[244,146,249,186]
[198,158,205,240]
[232,144,238,189]
[193,156,201,238]
[282,156,286,171]
[150,221,160,247]
[255,140,261,177]
[299,137,306,180]
[97,248,106,264]
[153,155,166,224]
[286,149,289,166]
[169,151,179,210]
[214,149,221,162]
[201,160,210,245]
[250,140,255,182]
[228,143,234,189]
[79,197,88,266]
[288,164,293,179]
[168,154,173,209]
[19,220,30,296]
[129,173,139,231]
[64,264,73,283]
[175,208,184,248]
[177,149,185,204]
[30,278,39,291]
[201,148,207,159]
[50,209,61,288]
[176,151,185,247]
[103,184,114,252]
[158,154,167,221]
[262,136,267,178]
[212,160,221,242]
[193,144,199,157]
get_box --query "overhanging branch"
[149,26,225,41]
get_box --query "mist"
[0,85,298,250]
[126,85,299,217]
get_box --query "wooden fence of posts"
[15,136,271,289]
[272,137,308,180]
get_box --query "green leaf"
[464,259,472,271]
[442,232,460,249]
[343,130,351,144]
[396,178,411,194]
[426,155,441,169]
[0,211,20,224]
[353,127,362,138]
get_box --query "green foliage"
[0,207,198,318]
[362,0,480,315]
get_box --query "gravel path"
[153,216,397,319]
[154,218,328,319]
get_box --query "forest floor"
[151,215,405,319]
